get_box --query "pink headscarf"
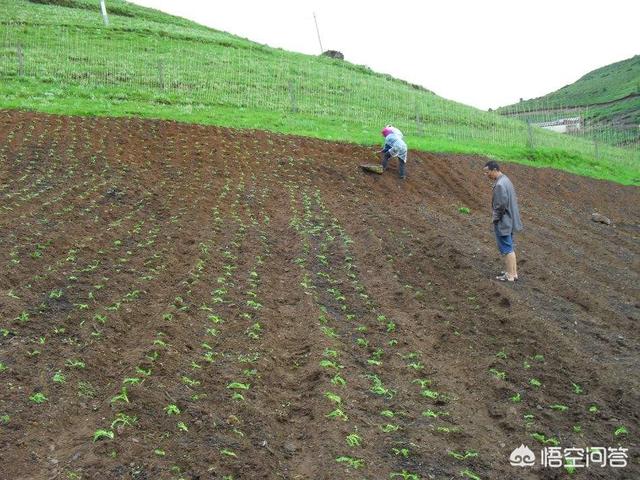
[381,127,393,137]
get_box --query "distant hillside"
[498,55,640,148]
[0,0,638,183]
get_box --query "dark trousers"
[381,152,406,178]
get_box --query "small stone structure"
[322,50,344,60]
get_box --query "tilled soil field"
[0,110,638,480]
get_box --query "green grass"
[0,0,638,184]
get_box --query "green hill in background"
[498,55,640,149]
[1,0,638,184]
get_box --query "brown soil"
[0,110,638,480]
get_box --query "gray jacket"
[492,174,523,235]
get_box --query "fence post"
[158,60,165,89]
[526,120,534,150]
[288,80,298,113]
[415,101,424,137]
[17,44,24,76]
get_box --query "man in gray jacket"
[483,161,523,282]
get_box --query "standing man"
[483,161,523,282]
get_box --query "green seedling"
[49,289,63,299]
[421,389,439,400]
[136,366,151,377]
[319,360,342,370]
[321,326,339,338]
[29,392,47,404]
[220,448,237,458]
[154,449,166,456]
[380,424,400,433]
[460,469,481,480]
[614,426,628,437]
[495,350,507,359]
[449,450,479,460]
[177,421,189,432]
[123,377,142,386]
[16,311,30,323]
[110,387,129,404]
[571,383,583,394]
[0,414,9,424]
[182,376,201,387]
[529,378,542,388]
[0,362,7,373]
[52,370,66,384]
[489,368,506,380]
[458,207,471,214]
[331,374,346,386]
[246,300,262,310]
[324,392,342,404]
[346,433,362,447]
[550,404,569,412]
[65,359,85,369]
[437,426,461,434]
[164,404,181,415]
[531,432,560,446]
[145,351,159,361]
[326,408,348,421]
[78,381,96,399]
[367,374,394,399]
[573,425,582,433]
[227,382,250,390]
[92,429,114,442]
[532,354,545,362]
[392,448,410,458]
[412,378,432,388]
[335,456,364,469]
[323,348,339,357]
[390,471,419,480]
[422,409,449,418]
[588,404,599,414]
[111,413,137,429]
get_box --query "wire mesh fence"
[1,22,638,168]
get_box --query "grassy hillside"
[0,0,638,184]
[498,55,640,149]
[503,55,640,108]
